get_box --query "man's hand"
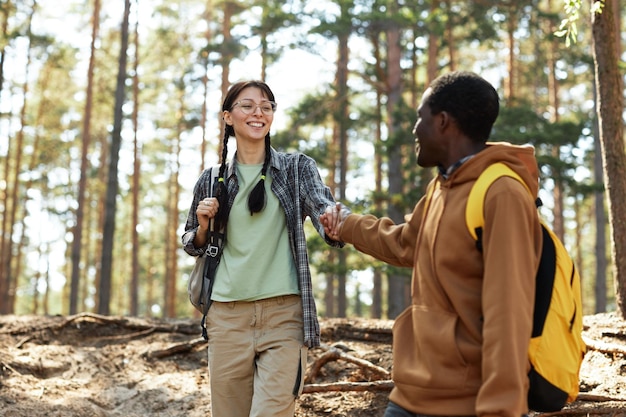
[320,202,350,241]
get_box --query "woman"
[182,80,342,417]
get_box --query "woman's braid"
[246,135,270,214]
[214,132,230,231]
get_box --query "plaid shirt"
[182,148,343,347]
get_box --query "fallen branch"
[536,406,626,416]
[15,335,33,349]
[0,312,200,339]
[599,330,626,342]
[583,336,626,356]
[305,343,390,384]
[0,360,22,375]
[0,356,68,378]
[59,313,199,335]
[532,393,626,416]
[576,393,626,403]
[321,318,393,344]
[302,380,394,393]
[143,337,207,359]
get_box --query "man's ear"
[439,111,450,129]
[439,111,456,133]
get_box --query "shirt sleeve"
[299,155,344,248]
[338,195,426,268]
[181,168,213,257]
[477,177,542,416]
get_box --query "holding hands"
[320,202,351,241]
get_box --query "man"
[321,71,543,417]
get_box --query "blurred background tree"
[0,0,623,320]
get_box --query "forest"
[0,0,624,323]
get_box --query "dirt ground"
[0,312,625,417]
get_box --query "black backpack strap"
[199,165,225,340]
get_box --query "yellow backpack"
[466,162,587,412]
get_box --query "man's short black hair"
[426,71,500,143]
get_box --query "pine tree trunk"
[335,5,350,317]
[71,0,100,315]
[0,0,13,312]
[99,0,131,315]
[2,3,36,313]
[591,0,626,318]
[130,1,140,316]
[385,2,407,319]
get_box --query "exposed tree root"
[583,336,626,356]
[305,343,390,384]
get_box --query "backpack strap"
[466,162,532,247]
[200,166,225,340]
[205,166,224,258]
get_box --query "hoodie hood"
[448,141,540,198]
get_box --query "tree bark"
[335,1,350,317]
[386,1,407,319]
[590,0,626,318]
[546,0,565,241]
[218,2,234,151]
[164,104,182,318]
[426,0,439,85]
[199,0,213,173]
[71,0,100,315]
[98,0,131,315]
[2,1,36,313]
[130,0,140,316]
[444,0,455,71]
[0,1,13,312]
[592,78,608,313]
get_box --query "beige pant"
[206,294,307,417]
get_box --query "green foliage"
[555,0,605,46]
[249,0,303,67]
[272,90,338,163]
[2,0,611,318]
[492,103,592,200]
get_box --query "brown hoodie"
[339,143,543,417]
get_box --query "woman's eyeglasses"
[231,99,277,115]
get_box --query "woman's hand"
[320,202,350,241]
[196,197,219,231]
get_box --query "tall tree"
[443,0,456,71]
[129,0,140,316]
[385,0,408,319]
[332,0,352,317]
[365,18,385,319]
[14,36,63,314]
[0,0,12,107]
[545,0,565,241]
[0,0,36,313]
[70,0,100,315]
[219,0,238,141]
[589,0,626,317]
[592,79,607,312]
[504,4,518,101]
[426,0,440,85]
[251,0,300,81]
[0,0,15,312]
[163,86,184,318]
[199,0,214,173]
[305,0,353,317]
[98,0,131,315]
[2,0,618,319]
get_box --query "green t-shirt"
[212,163,299,301]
